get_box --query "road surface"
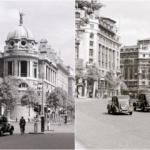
[76,98,150,149]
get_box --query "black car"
[0,116,14,136]
[133,93,150,111]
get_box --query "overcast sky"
[100,0,150,46]
[0,0,74,69]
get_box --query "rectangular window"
[142,74,145,79]
[90,24,94,29]
[89,15,93,19]
[8,61,12,75]
[142,81,145,85]
[34,68,37,78]
[90,41,94,46]
[89,59,93,63]
[75,12,80,18]
[90,33,94,38]
[21,61,27,77]
[89,49,93,56]
[143,54,145,57]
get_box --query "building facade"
[75,3,122,98]
[120,38,150,96]
[0,17,74,120]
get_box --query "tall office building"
[75,1,122,97]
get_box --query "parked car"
[107,95,133,115]
[0,116,14,136]
[133,93,150,111]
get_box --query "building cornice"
[57,63,69,75]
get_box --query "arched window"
[75,12,80,18]
[19,83,28,88]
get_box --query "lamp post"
[41,72,45,132]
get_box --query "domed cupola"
[4,12,37,52]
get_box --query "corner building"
[0,20,74,120]
[120,38,150,96]
[75,7,121,97]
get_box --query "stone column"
[27,61,30,77]
[107,48,109,70]
[50,69,51,82]
[5,62,8,76]
[49,68,50,82]
[51,69,53,83]
[36,64,38,79]
[84,80,87,97]
[14,60,18,76]
[12,61,14,76]
[30,61,33,78]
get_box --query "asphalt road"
[0,121,74,149]
[76,98,150,149]
[0,133,74,149]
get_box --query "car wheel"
[133,104,136,111]
[141,105,145,111]
[0,130,3,136]
[130,112,132,115]
[10,130,13,135]
[112,108,115,114]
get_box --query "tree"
[67,96,75,121]
[21,87,38,117]
[105,71,128,95]
[0,76,18,117]
[75,59,86,97]
[46,87,68,122]
[86,65,101,98]
[75,59,85,80]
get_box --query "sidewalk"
[10,121,74,134]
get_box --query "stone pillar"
[12,61,14,76]
[36,64,38,79]
[107,48,109,70]
[27,61,30,77]
[103,46,105,69]
[30,61,33,78]
[5,62,8,76]
[14,60,18,76]
[84,80,87,97]
[50,69,51,82]
[51,69,53,83]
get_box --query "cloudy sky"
[100,0,150,46]
[0,0,74,69]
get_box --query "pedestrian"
[19,116,26,135]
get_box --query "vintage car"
[133,93,150,111]
[107,95,133,115]
[0,116,14,136]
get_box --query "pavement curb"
[29,132,44,134]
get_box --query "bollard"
[34,122,38,133]
[47,120,50,130]
[65,116,67,124]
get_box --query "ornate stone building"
[75,2,121,98]
[0,15,74,120]
[120,38,150,96]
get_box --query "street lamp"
[40,72,45,132]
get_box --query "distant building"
[0,16,74,120]
[120,38,150,95]
[75,2,122,98]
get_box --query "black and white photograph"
[75,0,150,149]
[0,0,75,149]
